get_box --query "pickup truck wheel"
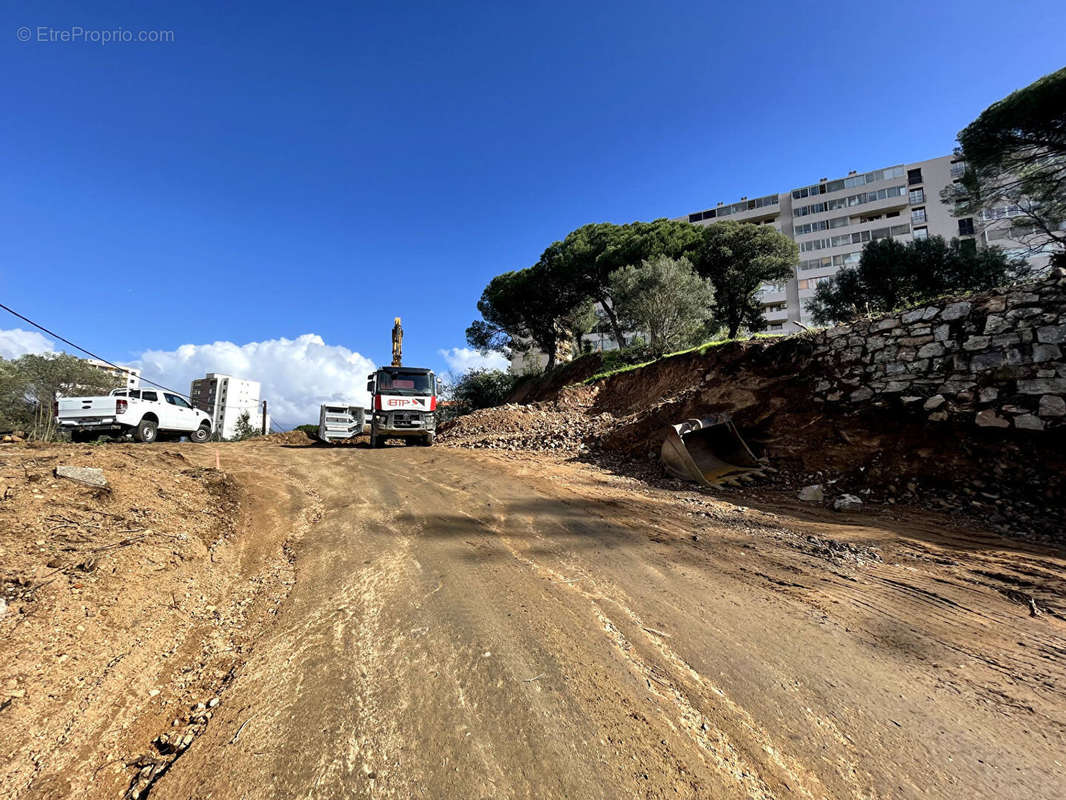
[134,419,158,443]
[422,433,435,447]
[189,424,210,443]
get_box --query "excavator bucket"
[660,415,762,487]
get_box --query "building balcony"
[757,288,787,304]
[763,306,790,322]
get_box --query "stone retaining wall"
[812,269,1066,431]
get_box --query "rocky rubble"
[126,696,224,799]
[437,403,618,453]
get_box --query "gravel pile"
[438,403,617,453]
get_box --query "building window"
[913,227,928,240]
[909,188,925,205]
[911,207,926,224]
[950,161,966,178]
[958,217,975,236]
[907,168,923,185]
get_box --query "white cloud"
[0,328,57,360]
[439,347,509,374]
[133,334,376,428]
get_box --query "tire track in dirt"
[150,444,1066,800]
[372,457,893,798]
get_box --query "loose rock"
[833,494,864,512]
[54,465,108,488]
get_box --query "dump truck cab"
[367,366,438,447]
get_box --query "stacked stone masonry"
[811,269,1066,432]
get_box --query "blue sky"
[2,0,1063,424]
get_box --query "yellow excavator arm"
[391,317,403,367]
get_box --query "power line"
[2,300,300,433]
[0,301,193,400]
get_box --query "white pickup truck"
[56,388,214,443]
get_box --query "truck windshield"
[378,372,433,395]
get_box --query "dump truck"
[367,366,438,447]
[317,404,369,443]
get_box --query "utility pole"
[261,400,268,434]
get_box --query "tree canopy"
[467,217,797,371]
[540,219,701,348]
[0,353,121,440]
[449,368,517,413]
[230,410,261,441]
[944,66,1066,263]
[466,262,585,371]
[804,235,1031,326]
[608,255,714,356]
[688,221,798,338]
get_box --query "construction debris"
[833,494,864,512]
[54,465,108,488]
[660,416,763,488]
[437,403,616,453]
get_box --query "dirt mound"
[0,443,302,798]
[259,429,317,446]
[438,403,616,453]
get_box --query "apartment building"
[680,154,1051,333]
[189,373,267,439]
[85,358,141,390]
[507,153,1052,371]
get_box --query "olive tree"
[607,255,714,355]
[542,219,703,348]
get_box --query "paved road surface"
[153,442,1066,799]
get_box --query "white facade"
[189,373,265,439]
[85,358,141,389]
[681,154,1052,333]
[507,153,1055,373]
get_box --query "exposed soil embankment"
[590,339,1063,534]
[0,442,315,799]
[487,284,1066,543]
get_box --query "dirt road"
[128,440,1064,800]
